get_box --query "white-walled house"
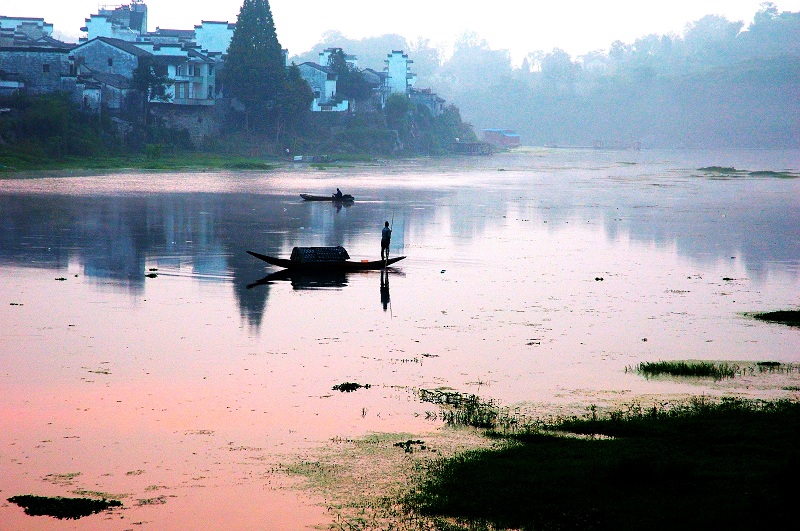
[298,62,349,112]
[80,1,148,43]
[194,21,235,55]
[384,50,416,95]
[0,16,54,36]
[70,37,215,110]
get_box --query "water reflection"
[247,269,349,290]
[2,153,799,530]
[1,151,798,317]
[380,268,390,311]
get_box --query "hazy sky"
[8,0,800,63]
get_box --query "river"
[1,148,799,529]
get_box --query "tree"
[131,57,171,124]
[273,63,314,140]
[221,0,286,132]
[326,49,372,103]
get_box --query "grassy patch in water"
[751,310,800,326]
[7,495,122,520]
[404,397,800,530]
[748,170,799,178]
[698,165,741,173]
[332,382,371,392]
[420,388,503,430]
[631,360,737,379]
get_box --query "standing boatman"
[381,221,392,261]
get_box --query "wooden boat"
[247,247,405,271]
[300,193,355,202]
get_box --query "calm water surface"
[1,148,799,529]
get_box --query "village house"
[410,88,445,116]
[297,61,349,112]
[0,15,74,96]
[384,50,416,95]
[298,48,441,114]
[79,1,148,43]
[3,1,450,139]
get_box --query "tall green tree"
[221,0,286,131]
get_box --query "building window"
[42,64,50,73]
[107,57,113,67]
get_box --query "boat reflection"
[247,269,349,290]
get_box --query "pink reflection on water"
[2,151,799,528]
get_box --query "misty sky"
[8,0,800,62]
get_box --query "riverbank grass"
[404,397,799,530]
[0,152,281,173]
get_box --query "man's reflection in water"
[380,269,390,311]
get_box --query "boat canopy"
[290,246,350,263]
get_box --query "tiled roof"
[93,37,152,57]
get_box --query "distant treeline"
[294,4,800,148]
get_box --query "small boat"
[300,193,355,202]
[247,246,405,271]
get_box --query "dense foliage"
[0,93,118,167]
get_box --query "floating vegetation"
[628,360,798,380]
[332,382,371,392]
[748,170,799,178]
[697,166,798,179]
[420,388,504,430]
[630,361,737,379]
[698,166,741,174]
[750,310,800,327]
[136,496,167,506]
[7,495,122,520]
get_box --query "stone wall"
[0,49,70,94]
[72,40,140,78]
[150,102,221,145]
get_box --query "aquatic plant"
[751,310,800,327]
[419,389,501,429]
[631,360,737,379]
[7,495,121,520]
[698,166,741,173]
[333,382,371,392]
